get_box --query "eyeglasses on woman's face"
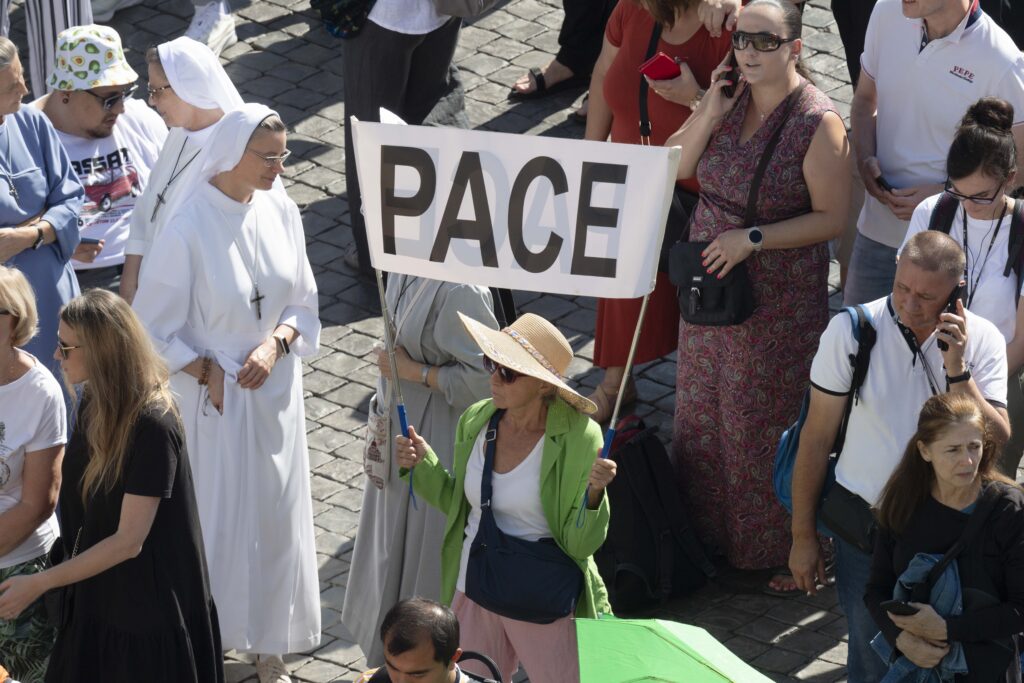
[731,31,796,52]
[483,356,521,384]
[85,83,138,111]
[944,178,1006,205]
[146,83,173,100]
[246,148,292,168]
[56,337,82,360]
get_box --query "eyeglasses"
[731,31,797,52]
[246,148,292,168]
[944,178,1006,205]
[483,356,521,384]
[85,84,138,111]
[0,309,9,315]
[146,83,173,99]
[56,338,82,360]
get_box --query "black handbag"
[310,0,378,38]
[818,482,875,554]
[465,411,584,624]
[43,526,81,629]
[668,83,807,326]
[637,22,700,273]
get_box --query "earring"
[61,95,69,104]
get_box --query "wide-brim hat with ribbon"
[459,312,597,415]
[48,24,138,92]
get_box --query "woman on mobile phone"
[584,0,732,424]
[665,0,850,592]
[865,394,1024,679]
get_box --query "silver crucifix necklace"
[232,210,264,320]
[1,123,18,200]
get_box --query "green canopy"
[577,617,773,683]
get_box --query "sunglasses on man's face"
[731,31,796,52]
[944,178,1006,205]
[483,356,521,384]
[85,83,138,111]
[56,338,82,360]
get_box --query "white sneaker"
[185,2,238,57]
[256,655,292,683]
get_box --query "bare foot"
[511,59,574,96]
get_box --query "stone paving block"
[765,600,841,629]
[293,658,349,683]
[315,505,362,536]
[775,628,839,658]
[792,658,847,682]
[819,640,848,665]
[751,646,812,675]
[737,616,800,645]
[803,31,845,55]
[722,635,771,662]
[317,533,355,559]
[316,457,364,485]
[326,485,365,512]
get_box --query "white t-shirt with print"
[902,194,1024,342]
[0,355,66,569]
[810,296,1007,507]
[52,99,167,270]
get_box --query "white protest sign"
[351,118,680,299]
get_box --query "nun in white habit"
[121,36,244,302]
[133,104,321,674]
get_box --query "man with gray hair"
[788,231,1010,682]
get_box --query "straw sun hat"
[459,312,597,415]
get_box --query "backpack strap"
[833,305,876,460]
[1003,199,1024,308]
[927,192,960,235]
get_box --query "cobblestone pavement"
[8,0,860,679]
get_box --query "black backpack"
[594,416,717,613]
[927,192,1024,304]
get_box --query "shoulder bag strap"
[479,410,504,509]
[1003,197,1024,280]
[927,192,960,235]
[638,22,663,145]
[742,82,809,229]
[917,483,1002,598]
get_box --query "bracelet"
[197,357,211,386]
[688,88,705,111]
[420,364,431,388]
[947,368,972,384]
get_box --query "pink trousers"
[451,592,580,683]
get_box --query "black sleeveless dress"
[45,405,224,683]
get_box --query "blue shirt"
[1,105,83,382]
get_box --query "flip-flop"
[509,66,587,101]
[763,568,802,597]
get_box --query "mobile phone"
[639,52,682,81]
[876,176,895,192]
[721,52,740,98]
[937,282,965,352]
[880,599,919,616]
[80,237,101,245]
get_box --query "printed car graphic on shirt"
[82,164,141,214]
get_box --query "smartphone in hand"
[875,176,896,192]
[880,599,920,616]
[639,52,682,81]
[721,52,740,98]
[937,282,965,352]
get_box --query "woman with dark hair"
[585,0,733,422]
[0,289,223,682]
[667,0,850,590]
[901,97,1024,480]
[865,393,1024,679]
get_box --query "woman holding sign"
[666,0,850,589]
[394,313,615,683]
[584,0,733,423]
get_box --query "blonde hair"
[60,290,178,503]
[0,265,38,348]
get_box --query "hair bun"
[962,97,1014,133]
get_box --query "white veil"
[157,36,243,113]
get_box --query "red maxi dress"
[592,1,731,368]
[673,82,836,570]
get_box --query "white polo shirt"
[810,296,1007,506]
[901,194,1024,342]
[858,0,1024,249]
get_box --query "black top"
[45,403,224,683]
[865,483,1024,679]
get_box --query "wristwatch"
[947,368,972,384]
[31,226,44,250]
[420,364,431,387]
[747,227,764,252]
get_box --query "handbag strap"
[479,409,505,508]
[742,82,808,229]
[911,483,1002,602]
[638,21,663,145]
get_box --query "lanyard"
[961,201,1008,309]
[888,297,943,396]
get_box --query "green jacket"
[402,396,612,619]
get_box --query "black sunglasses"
[731,31,797,52]
[944,178,1006,205]
[85,83,138,111]
[483,356,521,384]
[56,338,82,360]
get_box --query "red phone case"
[638,52,682,81]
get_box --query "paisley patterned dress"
[672,81,836,569]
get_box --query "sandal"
[587,377,637,425]
[568,93,589,125]
[763,567,802,597]
[508,66,587,101]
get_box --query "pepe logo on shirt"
[949,64,976,84]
